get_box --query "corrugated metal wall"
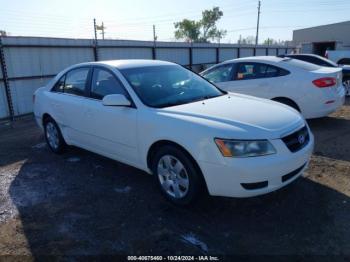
[0,36,293,119]
[156,48,189,65]
[219,48,238,62]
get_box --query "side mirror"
[102,94,131,107]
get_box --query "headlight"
[214,138,276,157]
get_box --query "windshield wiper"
[188,95,220,103]
[157,95,221,108]
[156,100,186,108]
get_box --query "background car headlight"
[214,138,276,157]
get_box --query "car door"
[49,66,92,147]
[82,66,139,166]
[228,62,274,98]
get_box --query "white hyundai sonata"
[201,56,345,119]
[34,60,314,205]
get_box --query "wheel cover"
[343,80,350,96]
[157,155,189,199]
[46,122,59,149]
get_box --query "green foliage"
[174,19,201,42]
[263,38,286,45]
[174,7,226,43]
[238,36,255,45]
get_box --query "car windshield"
[120,65,225,108]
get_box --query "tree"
[174,19,201,42]
[238,36,255,45]
[264,38,287,45]
[174,7,226,43]
[0,30,7,36]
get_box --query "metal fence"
[0,36,296,120]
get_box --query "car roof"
[223,56,288,64]
[283,54,321,58]
[75,59,176,70]
[281,53,338,66]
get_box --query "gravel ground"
[0,98,349,258]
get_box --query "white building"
[293,20,350,55]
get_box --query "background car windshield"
[120,65,224,108]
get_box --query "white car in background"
[325,50,350,66]
[34,60,314,205]
[201,56,345,119]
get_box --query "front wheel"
[151,146,204,205]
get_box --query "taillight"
[312,77,336,88]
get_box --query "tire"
[343,78,350,97]
[44,117,66,154]
[272,98,300,112]
[151,145,204,205]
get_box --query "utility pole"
[152,25,157,60]
[93,18,98,41]
[255,0,261,46]
[101,22,105,40]
[93,18,98,61]
[153,25,157,43]
[95,21,105,40]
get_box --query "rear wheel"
[272,98,300,112]
[44,117,66,154]
[343,78,350,96]
[151,145,204,205]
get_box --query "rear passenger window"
[265,66,278,77]
[91,68,127,100]
[64,68,90,96]
[278,67,290,76]
[236,63,268,80]
[236,63,289,80]
[52,75,65,92]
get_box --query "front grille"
[282,126,309,153]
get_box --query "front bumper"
[199,131,314,198]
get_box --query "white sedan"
[201,56,345,119]
[34,60,314,205]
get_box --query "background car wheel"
[151,145,204,205]
[44,117,66,154]
[272,98,300,112]
[343,78,350,96]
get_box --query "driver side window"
[203,64,234,83]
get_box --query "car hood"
[158,94,305,139]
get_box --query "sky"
[0,0,349,44]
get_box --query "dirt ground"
[0,98,350,258]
